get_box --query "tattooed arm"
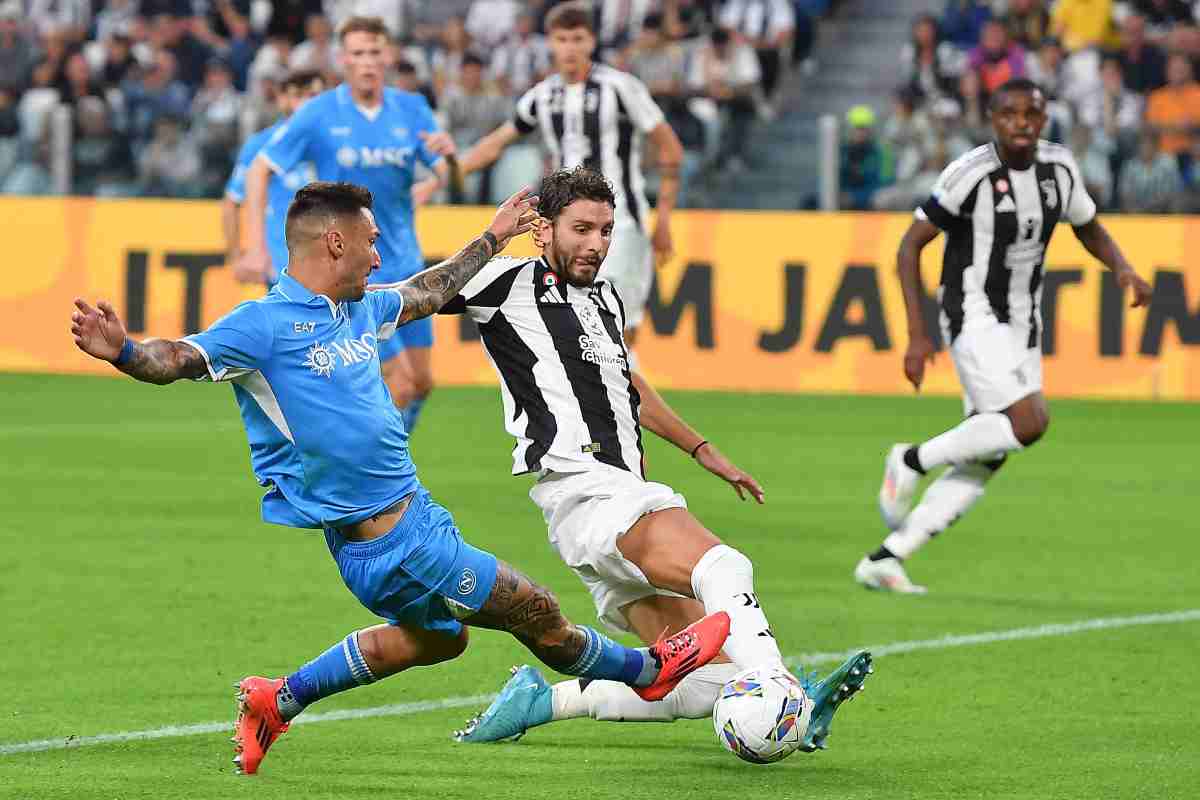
[377,187,538,324]
[70,298,208,384]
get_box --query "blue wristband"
[114,338,135,366]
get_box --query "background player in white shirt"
[856,79,1154,594]
[455,1,684,348]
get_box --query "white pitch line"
[4,609,1198,757]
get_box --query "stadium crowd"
[843,0,1200,213]
[0,0,831,206]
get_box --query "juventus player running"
[456,1,683,347]
[856,79,1153,593]
[419,167,870,749]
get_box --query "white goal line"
[4,608,1197,757]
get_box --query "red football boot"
[634,611,730,701]
[232,676,290,775]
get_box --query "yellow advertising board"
[3,198,1198,400]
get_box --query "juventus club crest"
[1040,178,1058,208]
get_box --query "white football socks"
[916,413,1021,470]
[551,662,739,722]
[883,462,995,559]
[691,545,785,670]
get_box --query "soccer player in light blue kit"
[243,16,451,432]
[69,181,729,776]
[222,69,326,288]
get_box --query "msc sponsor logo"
[304,333,379,377]
[335,145,416,169]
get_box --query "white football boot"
[878,443,921,530]
[854,556,928,594]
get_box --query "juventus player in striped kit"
[433,167,871,749]
[856,79,1154,593]
[456,2,684,348]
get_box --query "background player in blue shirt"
[222,69,326,288]
[69,181,729,776]
[242,16,455,434]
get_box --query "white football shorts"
[947,321,1044,416]
[529,464,687,634]
[599,216,654,330]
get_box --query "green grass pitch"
[1,373,1196,799]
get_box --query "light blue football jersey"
[259,84,441,284]
[182,271,418,529]
[225,121,317,284]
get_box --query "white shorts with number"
[947,321,1043,416]
[599,217,654,329]
[529,464,687,634]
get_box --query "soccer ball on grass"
[713,665,813,764]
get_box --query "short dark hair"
[537,167,615,223]
[990,77,1044,109]
[394,60,416,75]
[338,15,390,43]
[286,182,374,248]
[281,68,324,93]
[545,1,594,34]
[462,52,486,69]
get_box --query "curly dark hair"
[537,167,615,223]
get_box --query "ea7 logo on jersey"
[336,145,416,169]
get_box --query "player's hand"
[695,442,765,504]
[651,221,674,266]
[904,333,937,391]
[420,131,457,159]
[71,298,127,362]
[235,248,270,284]
[411,177,439,207]
[486,187,539,252]
[1118,267,1153,308]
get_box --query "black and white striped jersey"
[917,141,1097,348]
[441,256,645,477]
[513,64,665,229]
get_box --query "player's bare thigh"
[1002,390,1050,445]
[616,507,722,597]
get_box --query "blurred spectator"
[1117,14,1167,93]
[968,20,1027,99]
[324,0,415,39]
[56,49,105,108]
[195,0,253,42]
[689,27,760,172]
[879,86,932,188]
[72,96,136,196]
[901,14,965,104]
[875,97,969,211]
[1069,124,1114,209]
[88,32,139,90]
[1050,0,1115,52]
[0,6,37,92]
[1145,53,1200,171]
[0,87,21,185]
[596,0,654,63]
[940,0,992,49]
[1025,35,1065,97]
[442,52,510,203]
[28,0,91,42]
[628,12,704,153]
[839,104,888,210]
[1078,54,1144,155]
[138,114,202,196]
[192,58,242,134]
[411,0,475,45]
[248,33,295,91]
[1121,0,1200,51]
[718,0,795,100]
[1119,130,1183,211]
[149,14,214,90]
[290,14,336,74]
[489,12,550,97]
[121,50,192,144]
[268,0,325,44]
[466,0,522,52]
[432,16,472,97]
[955,69,990,144]
[93,0,139,45]
[1001,0,1051,50]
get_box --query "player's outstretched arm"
[456,122,521,177]
[70,298,207,385]
[393,187,538,324]
[897,218,942,391]
[1072,219,1153,307]
[631,372,764,503]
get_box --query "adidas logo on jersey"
[995,195,1017,213]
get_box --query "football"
[713,665,814,764]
